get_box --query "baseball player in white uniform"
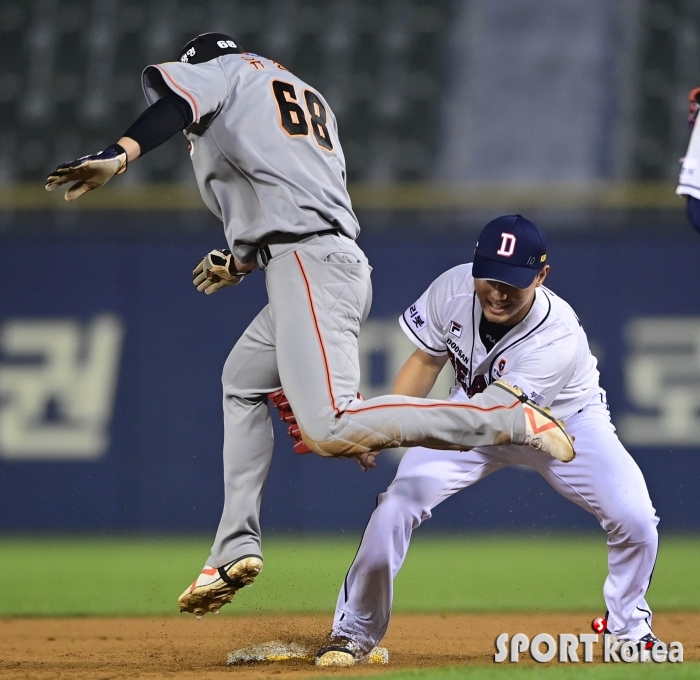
[45,34,574,619]
[677,87,700,232]
[316,215,661,667]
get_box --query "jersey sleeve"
[398,282,448,356]
[142,60,231,125]
[677,118,700,200]
[499,331,577,408]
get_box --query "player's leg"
[529,400,659,641]
[209,303,281,564]
[326,446,508,656]
[265,236,563,458]
[265,233,372,450]
[179,304,280,615]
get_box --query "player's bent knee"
[294,422,354,457]
[299,404,411,457]
[301,435,366,458]
[380,480,434,522]
[371,491,419,524]
[297,418,376,458]
[606,513,658,545]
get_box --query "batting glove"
[268,389,312,454]
[45,144,128,201]
[192,248,247,294]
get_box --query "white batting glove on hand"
[45,144,128,201]
[193,248,247,294]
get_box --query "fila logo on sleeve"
[449,321,463,338]
[496,233,517,257]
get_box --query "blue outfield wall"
[0,226,698,534]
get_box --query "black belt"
[258,228,341,267]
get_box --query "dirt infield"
[0,613,697,679]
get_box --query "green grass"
[323,664,700,680]
[0,534,697,616]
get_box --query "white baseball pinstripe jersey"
[399,263,602,420]
[141,53,359,262]
[678,115,700,200]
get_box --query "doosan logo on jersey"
[446,337,469,364]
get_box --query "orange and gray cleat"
[492,380,575,463]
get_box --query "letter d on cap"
[497,233,517,257]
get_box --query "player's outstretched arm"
[392,349,448,398]
[45,143,129,201]
[349,349,449,471]
[45,89,193,201]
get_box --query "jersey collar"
[472,287,551,362]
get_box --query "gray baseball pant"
[208,233,528,566]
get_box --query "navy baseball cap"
[178,33,245,64]
[472,214,548,289]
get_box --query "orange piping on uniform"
[344,400,521,415]
[294,251,338,415]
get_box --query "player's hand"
[354,452,378,471]
[192,249,247,294]
[689,88,700,126]
[45,144,128,201]
[268,389,312,454]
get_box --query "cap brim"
[472,254,539,289]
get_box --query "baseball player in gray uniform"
[315,215,661,667]
[45,34,574,618]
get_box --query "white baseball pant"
[331,398,659,649]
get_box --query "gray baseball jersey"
[142,54,359,262]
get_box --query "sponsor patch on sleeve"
[406,302,427,332]
[505,376,546,406]
[512,383,545,405]
[449,321,463,338]
[527,389,545,405]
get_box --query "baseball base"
[226,640,389,665]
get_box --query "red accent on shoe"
[524,406,558,434]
